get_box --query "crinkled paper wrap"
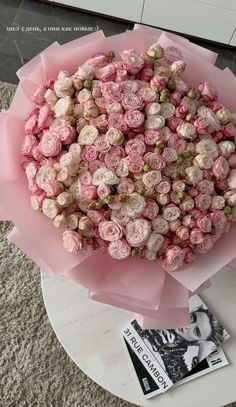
[1,27,236,328]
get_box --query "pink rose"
[155,178,171,194]
[106,102,123,114]
[80,185,97,200]
[120,49,145,74]
[137,87,157,104]
[162,147,178,163]
[210,211,227,229]
[95,64,116,82]
[138,67,154,81]
[104,153,121,169]
[122,92,143,110]
[44,89,57,107]
[101,82,123,102]
[108,239,131,260]
[21,134,38,156]
[197,180,214,195]
[88,160,104,174]
[222,122,236,137]
[198,81,218,101]
[169,60,186,76]
[115,69,129,82]
[176,226,189,240]
[124,110,145,129]
[188,187,198,198]
[212,156,229,180]
[183,247,196,264]
[144,152,165,170]
[175,106,187,119]
[99,221,123,242]
[150,75,168,92]
[197,234,214,253]
[108,113,128,133]
[142,199,159,220]
[121,80,139,93]
[86,53,109,68]
[196,215,212,233]
[56,122,76,144]
[94,135,111,153]
[177,123,197,140]
[126,155,144,173]
[32,85,46,106]
[166,117,183,132]
[185,166,202,185]
[87,210,105,224]
[194,116,210,134]
[156,193,170,206]
[193,154,213,170]
[37,105,53,129]
[182,214,195,228]
[63,230,83,253]
[144,130,160,145]
[117,178,134,194]
[25,114,38,135]
[163,245,185,271]
[224,191,236,207]
[91,114,108,131]
[125,139,146,156]
[211,195,225,210]
[126,218,151,247]
[95,97,107,113]
[195,193,212,212]
[78,171,92,185]
[43,181,63,197]
[190,228,204,245]
[39,130,62,157]
[179,196,195,212]
[162,204,181,221]
[28,179,42,195]
[25,161,39,180]
[81,145,98,162]
[97,184,111,199]
[142,170,162,188]
[146,232,164,252]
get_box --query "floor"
[0,0,235,84]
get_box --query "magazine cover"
[122,295,230,395]
[124,340,229,398]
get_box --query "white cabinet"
[54,0,144,22]
[142,0,236,44]
[229,30,236,46]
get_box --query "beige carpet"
[0,81,235,407]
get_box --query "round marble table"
[41,266,236,407]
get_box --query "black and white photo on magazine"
[131,295,230,384]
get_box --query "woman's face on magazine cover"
[175,311,212,342]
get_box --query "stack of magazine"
[122,295,230,399]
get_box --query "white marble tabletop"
[41,266,236,407]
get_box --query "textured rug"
[0,81,235,407]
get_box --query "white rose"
[146,232,164,252]
[36,166,56,189]
[69,143,81,159]
[227,169,236,189]
[68,213,80,229]
[160,102,175,118]
[216,107,232,124]
[99,221,123,242]
[125,193,146,217]
[54,77,73,98]
[116,159,129,178]
[185,166,203,185]
[92,167,119,185]
[58,70,70,79]
[180,96,197,115]
[177,123,197,140]
[57,192,73,207]
[53,213,68,228]
[42,198,59,219]
[111,207,130,225]
[44,89,58,107]
[69,180,82,200]
[196,139,219,158]
[78,125,98,145]
[193,154,213,169]
[197,106,221,133]
[60,152,80,175]
[145,102,161,116]
[126,219,151,247]
[108,239,131,260]
[211,196,225,210]
[142,170,162,188]
[77,64,95,80]
[218,141,235,158]
[106,102,123,114]
[106,127,124,146]
[31,196,40,211]
[152,216,169,234]
[145,114,165,130]
[224,191,236,207]
[54,96,73,118]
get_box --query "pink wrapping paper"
[0,28,235,328]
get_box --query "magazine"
[122,295,230,397]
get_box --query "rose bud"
[169,60,186,77]
[147,43,164,59]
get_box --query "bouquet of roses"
[1,26,236,328]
